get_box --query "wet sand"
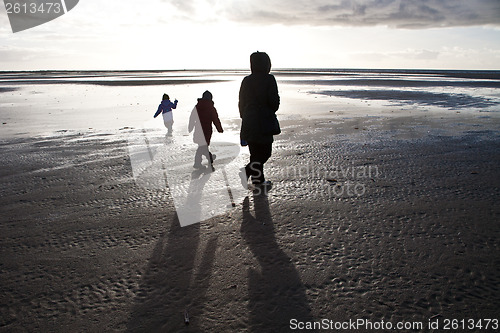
[1,115,499,332]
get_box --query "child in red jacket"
[188,91,223,170]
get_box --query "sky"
[0,0,499,70]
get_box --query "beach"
[1,70,499,332]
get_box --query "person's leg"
[207,147,215,171]
[193,145,203,168]
[200,145,215,170]
[201,145,211,164]
[164,120,172,136]
[197,145,211,163]
[256,143,272,183]
[245,144,259,181]
[167,122,173,136]
[208,151,214,164]
[246,142,272,184]
[258,143,272,164]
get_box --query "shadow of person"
[241,194,316,332]
[175,166,215,227]
[126,167,217,332]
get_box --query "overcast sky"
[1,0,499,70]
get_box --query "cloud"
[168,0,196,13]
[0,5,11,30]
[0,46,40,62]
[213,0,500,28]
[352,49,440,63]
[413,49,439,60]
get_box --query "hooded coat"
[154,99,178,120]
[238,52,280,144]
[188,94,223,146]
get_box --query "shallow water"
[1,69,499,138]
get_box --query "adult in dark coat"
[239,51,280,185]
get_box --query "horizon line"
[1,67,500,73]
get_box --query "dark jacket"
[154,99,177,118]
[239,52,280,144]
[188,98,223,145]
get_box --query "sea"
[0,69,499,138]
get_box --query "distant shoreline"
[1,68,499,86]
[1,68,500,76]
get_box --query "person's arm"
[238,77,249,118]
[172,100,178,109]
[154,104,162,118]
[267,75,280,113]
[188,107,196,133]
[212,107,224,133]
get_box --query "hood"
[201,90,212,100]
[250,51,271,74]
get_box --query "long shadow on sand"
[241,194,316,332]
[126,167,217,332]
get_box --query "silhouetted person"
[188,90,223,170]
[154,93,178,136]
[239,51,280,186]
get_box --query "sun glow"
[1,0,499,70]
